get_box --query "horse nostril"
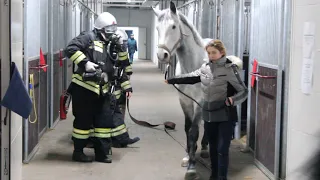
[164,52,169,59]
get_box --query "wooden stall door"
[255,66,277,175]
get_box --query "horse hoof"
[200,149,209,158]
[184,165,198,180]
[181,156,189,167]
[184,171,198,180]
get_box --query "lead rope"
[164,65,211,170]
[164,65,203,108]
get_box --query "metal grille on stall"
[219,0,238,56]
[199,0,217,39]
[247,0,291,179]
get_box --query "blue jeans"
[129,53,134,64]
[204,120,235,179]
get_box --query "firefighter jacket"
[64,30,133,96]
[109,50,132,100]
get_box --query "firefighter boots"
[72,151,93,163]
[72,139,93,162]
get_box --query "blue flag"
[0,62,32,119]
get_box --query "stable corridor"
[22,60,268,180]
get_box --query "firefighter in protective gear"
[86,29,139,148]
[113,29,132,115]
[113,29,133,77]
[65,12,132,163]
[109,29,139,147]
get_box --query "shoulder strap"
[231,65,242,83]
[230,65,247,90]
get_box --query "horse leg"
[182,116,192,167]
[185,107,202,179]
[200,128,209,158]
[179,97,194,167]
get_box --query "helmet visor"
[104,24,117,34]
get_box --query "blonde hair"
[205,39,226,56]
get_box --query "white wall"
[104,7,154,60]
[286,0,320,179]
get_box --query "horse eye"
[172,25,176,29]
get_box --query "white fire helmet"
[94,12,118,35]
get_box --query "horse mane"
[177,12,204,48]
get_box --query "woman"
[165,39,248,180]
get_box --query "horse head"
[152,2,184,64]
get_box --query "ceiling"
[104,0,158,8]
[103,0,187,9]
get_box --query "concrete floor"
[22,60,269,180]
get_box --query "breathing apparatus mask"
[100,24,118,42]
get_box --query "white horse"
[153,2,210,178]
[153,2,245,179]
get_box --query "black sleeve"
[64,32,92,69]
[167,67,202,85]
[167,76,201,84]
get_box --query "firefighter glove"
[85,61,99,72]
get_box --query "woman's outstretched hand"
[164,80,168,84]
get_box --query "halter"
[157,25,188,60]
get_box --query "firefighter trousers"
[110,102,130,145]
[71,83,113,158]
[88,92,130,146]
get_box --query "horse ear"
[170,1,177,14]
[152,7,161,17]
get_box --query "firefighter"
[64,12,132,163]
[114,29,132,115]
[86,29,139,148]
[109,29,139,148]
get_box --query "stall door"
[254,65,281,179]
